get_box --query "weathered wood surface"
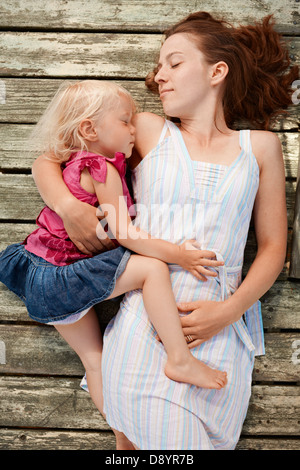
[289,142,300,279]
[0,427,299,451]
[0,376,299,436]
[0,0,299,452]
[1,278,299,329]
[0,79,164,124]
[0,32,298,79]
[0,324,299,382]
[0,78,298,130]
[0,0,299,34]
[0,125,299,171]
[0,176,297,224]
[0,428,116,451]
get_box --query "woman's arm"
[223,131,287,317]
[178,132,287,346]
[32,155,114,254]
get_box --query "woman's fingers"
[178,301,202,312]
[187,339,203,349]
[71,232,113,254]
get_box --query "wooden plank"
[0,0,298,34]
[4,177,300,226]
[0,278,299,329]
[0,79,164,124]
[0,376,108,430]
[0,78,298,130]
[0,32,298,78]
[0,223,34,249]
[242,385,300,435]
[0,174,43,219]
[0,32,162,78]
[236,437,300,451]
[0,324,84,376]
[253,333,300,382]
[289,139,300,279]
[0,428,116,451]
[0,428,299,451]
[0,123,299,173]
[260,280,300,330]
[0,376,299,435]
[0,324,299,381]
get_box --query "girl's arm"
[93,161,223,280]
[178,132,287,345]
[32,155,114,254]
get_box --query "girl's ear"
[211,61,229,86]
[79,119,98,141]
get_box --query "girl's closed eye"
[171,62,181,68]
[121,115,131,125]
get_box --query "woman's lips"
[160,89,173,98]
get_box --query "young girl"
[0,80,227,417]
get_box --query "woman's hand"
[59,197,115,255]
[177,300,233,348]
[32,155,115,255]
[177,240,224,281]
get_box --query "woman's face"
[154,33,213,119]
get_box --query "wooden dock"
[0,0,299,450]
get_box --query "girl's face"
[92,94,135,158]
[154,33,213,119]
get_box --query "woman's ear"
[79,119,98,142]
[211,61,229,86]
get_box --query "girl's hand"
[177,240,224,281]
[59,198,115,255]
[177,300,232,348]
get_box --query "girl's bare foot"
[165,356,227,390]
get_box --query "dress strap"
[165,120,195,192]
[239,129,252,155]
[157,120,169,144]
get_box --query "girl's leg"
[54,308,104,412]
[54,308,135,450]
[107,255,227,389]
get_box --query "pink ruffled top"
[25,151,134,265]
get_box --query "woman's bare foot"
[165,355,227,390]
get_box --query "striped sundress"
[102,120,265,450]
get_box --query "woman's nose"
[154,66,166,83]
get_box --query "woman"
[32,12,298,449]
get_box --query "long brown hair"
[146,12,299,129]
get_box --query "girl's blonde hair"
[30,80,136,163]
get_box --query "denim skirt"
[0,243,131,324]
